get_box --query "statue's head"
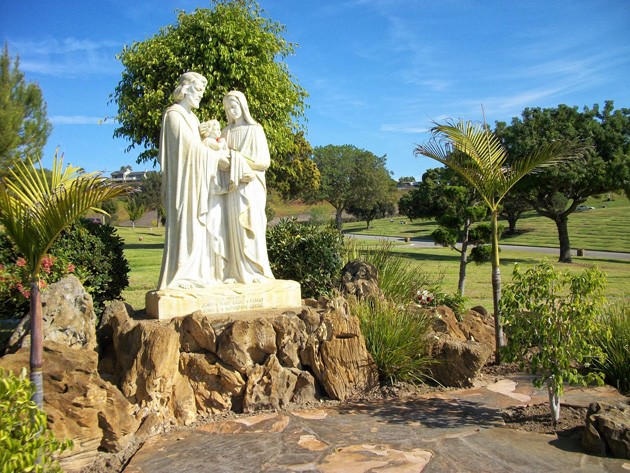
[172,72,208,103]
[223,90,257,125]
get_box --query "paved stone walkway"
[124,375,629,472]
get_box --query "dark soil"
[502,404,587,438]
[479,362,587,437]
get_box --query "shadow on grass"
[124,243,165,250]
[393,249,541,266]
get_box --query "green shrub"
[591,302,630,394]
[352,297,434,385]
[51,219,130,315]
[0,219,130,320]
[0,368,72,472]
[501,261,607,423]
[267,218,344,298]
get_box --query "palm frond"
[0,152,130,274]
[415,119,510,208]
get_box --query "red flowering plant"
[0,254,75,318]
[415,289,436,309]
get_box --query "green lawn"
[343,193,630,254]
[119,226,629,312]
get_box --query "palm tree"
[0,152,129,407]
[415,118,582,363]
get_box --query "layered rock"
[582,401,630,459]
[97,296,379,425]
[0,342,140,472]
[428,306,495,387]
[340,260,382,300]
[6,275,97,352]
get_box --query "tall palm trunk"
[29,276,44,409]
[491,209,504,363]
[457,218,470,296]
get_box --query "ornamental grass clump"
[351,296,434,385]
[501,261,607,424]
[591,301,630,394]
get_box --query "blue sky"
[2,0,629,180]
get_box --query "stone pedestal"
[145,280,302,320]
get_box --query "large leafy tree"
[347,181,398,229]
[0,44,51,173]
[415,119,581,363]
[312,144,394,231]
[111,0,314,194]
[495,101,630,262]
[400,167,490,295]
[0,154,129,408]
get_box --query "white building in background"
[110,169,148,185]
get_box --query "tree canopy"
[111,0,314,194]
[0,44,51,173]
[312,144,394,230]
[399,167,490,295]
[495,101,630,262]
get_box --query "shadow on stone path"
[124,375,629,473]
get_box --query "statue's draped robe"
[221,123,275,282]
[157,104,228,290]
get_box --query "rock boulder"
[582,401,630,459]
[6,275,97,352]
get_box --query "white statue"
[221,91,275,283]
[157,72,230,290]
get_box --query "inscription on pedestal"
[202,296,264,313]
[145,280,301,320]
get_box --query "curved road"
[345,234,630,261]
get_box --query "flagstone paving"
[124,375,629,472]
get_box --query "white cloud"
[8,38,121,77]
[380,124,429,134]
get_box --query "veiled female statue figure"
[221,91,275,283]
[157,72,230,290]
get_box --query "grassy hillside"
[339,193,630,253]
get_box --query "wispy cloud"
[8,38,121,77]
[50,115,117,125]
[380,124,429,134]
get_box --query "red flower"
[16,258,27,267]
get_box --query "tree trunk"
[506,216,517,235]
[554,213,572,263]
[457,219,470,296]
[548,381,561,425]
[335,207,343,231]
[491,210,504,364]
[29,277,44,409]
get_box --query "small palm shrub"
[0,369,72,472]
[591,302,630,394]
[352,296,434,385]
[267,218,344,298]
